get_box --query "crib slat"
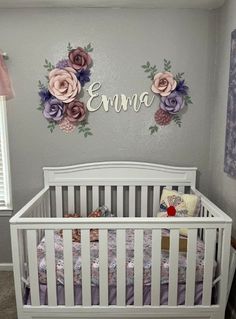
[217,228,223,267]
[39,202,43,217]
[27,230,40,306]
[104,186,111,211]
[68,186,75,213]
[63,230,74,306]
[92,186,99,210]
[141,186,148,217]
[185,229,197,306]
[117,229,126,306]
[45,230,57,306]
[168,229,179,306]
[99,230,108,306]
[153,186,160,217]
[151,229,161,306]
[117,186,123,217]
[178,186,185,193]
[46,190,51,217]
[80,186,87,216]
[129,186,135,217]
[134,229,143,306]
[81,229,91,306]
[202,228,216,306]
[56,186,63,217]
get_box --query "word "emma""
[86,82,155,112]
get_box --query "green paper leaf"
[67,42,73,51]
[44,59,55,72]
[142,62,158,81]
[47,122,56,133]
[149,125,158,135]
[78,121,93,137]
[38,80,45,90]
[184,95,193,106]
[164,59,172,72]
[173,115,182,127]
[175,72,185,82]
[84,43,93,53]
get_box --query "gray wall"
[0,8,216,262]
[208,0,236,239]
[208,1,236,315]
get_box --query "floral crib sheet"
[37,229,214,287]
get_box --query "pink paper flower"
[151,72,177,97]
[68,47,92,71]
[48,67,81,103]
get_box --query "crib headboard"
[43,161,197,217]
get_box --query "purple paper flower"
[56,59,70,69]
[76,69,91,87]
[39,88,52,103]
[160,90,184,114]
[43,98,65,121]
[176,80,189,96]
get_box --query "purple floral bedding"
[37,229,213,286]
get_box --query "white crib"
[10,162,233,319]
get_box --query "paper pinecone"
[154,109,173,126]
[59,117,76,133]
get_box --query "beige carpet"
[0,271,17,319]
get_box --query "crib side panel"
[11,217,230,311]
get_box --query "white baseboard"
[0,263,13,271]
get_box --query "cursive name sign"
[86,81,155,113]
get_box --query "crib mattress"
[37,229,211,286]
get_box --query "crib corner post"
[10,224,25,319]
[218,223,232,317]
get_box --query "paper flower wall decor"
[142,59,193,134]
[37,43,93,136]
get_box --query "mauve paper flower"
[160,91,184,114]
[176,80,189,96]
[43,98,65,121]
[151,72,177,97]
[56,59,70,69]
[68,47,92,71]
[66,100,86,123]
[39,88,52,103]
[76,69,91,87]
[48,67,81,103]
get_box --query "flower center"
[159,79,168,87]
[75,55,82,64]
[72,107,79,115]
[170,98,177,106]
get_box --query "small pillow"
[61,206,113,242]
[160,188,200,217]
[160,193,188,217]
[158,188,200,236]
